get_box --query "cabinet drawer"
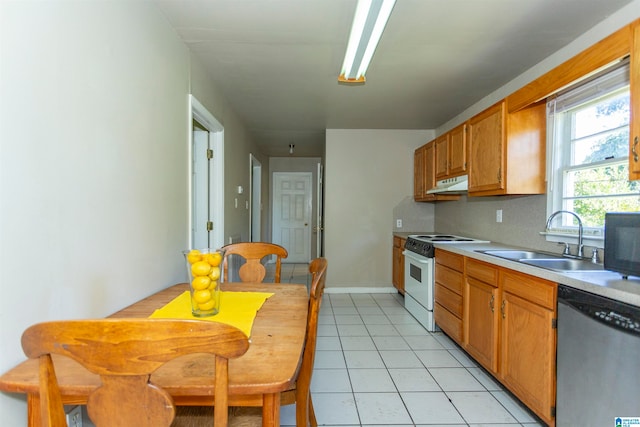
[435,264,463,294]
[435,282,463,316]
[435,249,464,271]
[466,258,499,286]
[394,236,403,248]
[502,270,556,310]
[434,302,462,343]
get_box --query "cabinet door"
[435,134,449,179]
[468,102,505,193]
[392,238,405,294]
[449,123,467,176]
[464,277,499,372]
[500,291,556,425]
[424,142,435,194]
[413,146,426,201]
[631,24,640,180]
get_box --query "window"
[546,59,640,245]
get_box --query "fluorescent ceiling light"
[339,0,396,84]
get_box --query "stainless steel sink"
[479,250,563,260]
[477,249,604,272]
[519,258,604,272]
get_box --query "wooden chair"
[21,319,249,427]
[173,257,328,427]
[222,242,288,283]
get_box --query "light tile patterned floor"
[276,263,546,427]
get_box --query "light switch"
[496,209,503,223]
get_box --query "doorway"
[272,172,312,263]
[189,95,224,250]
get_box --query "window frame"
[545,60,632,249]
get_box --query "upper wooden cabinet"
[448,123,467,176]
[435,124,467,180]
[414,141,460,202]
[468,100,546,196]
[434,134,449,179]
[413,144,427,201]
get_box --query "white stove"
[403,233,489,331]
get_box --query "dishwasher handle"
[558,285,640,337]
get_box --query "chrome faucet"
[545,210,584,258]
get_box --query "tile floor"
[276,263,546,427]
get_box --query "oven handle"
[402,250,433,264]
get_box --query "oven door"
[403,250,434,309]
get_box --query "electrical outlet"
[496,209,503,223]
[66,406,83,427]
[396,219,403,228]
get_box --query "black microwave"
[604,212,640,279]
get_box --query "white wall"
[325,129,433,289]
[0,2,254,424]
[189,54,267,244]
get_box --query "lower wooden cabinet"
[464,275,499,372]
[434,249,464,344]
[437,249,558,426]
[500,270,557,426]
[392,236,405,294]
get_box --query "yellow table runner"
[149,290,273,337]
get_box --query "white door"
[190,95,224,250]
[192,122,210,249]
[272,172,312,263]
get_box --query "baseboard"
[325,286,398,294]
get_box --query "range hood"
[426,175,468,194]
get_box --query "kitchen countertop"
[435,242,640,308]
[392,232,423,239]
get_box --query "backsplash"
[434,194,588,254]
[393,196,435,232]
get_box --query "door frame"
[188,95,224,249]
[316,162,324,256]
[249,154,262,242]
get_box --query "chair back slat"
[222,242,288,283]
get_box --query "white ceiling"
[155,0,633,157]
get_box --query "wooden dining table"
[0,282,309,427]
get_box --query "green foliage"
[569,95,640,227]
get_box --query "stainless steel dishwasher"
[556,285,640,426]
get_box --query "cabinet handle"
[489,295,495,312]
[501,300,506,318]
[633,136,639,162]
